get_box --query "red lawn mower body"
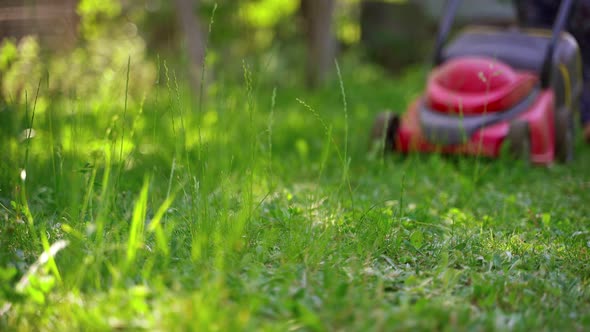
[397,57,556,164]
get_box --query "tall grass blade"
[116,56,132,190]
[147,193,176,255]
[126,177,150,264]
[16,240,69,293]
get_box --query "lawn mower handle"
[433,0,576,88]
[541,0,575,88]
[432,0,461,66]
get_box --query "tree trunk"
[173,0,206,93]
[301,0,336,88]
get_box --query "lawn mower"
[370,0,582,164]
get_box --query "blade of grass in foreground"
[147,192,176,256]
[116,56,131,192]
[126,177,150,265]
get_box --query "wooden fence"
[0,0,78,49]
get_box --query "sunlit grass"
[1,53,590,330]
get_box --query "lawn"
[1,53,590,331]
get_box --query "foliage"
[240,0,299,29]
[0,36,154,104]
[0,0,155,104]
[77,0,122,38]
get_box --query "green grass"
[1,54,590,331]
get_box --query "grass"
[1,53,590,331]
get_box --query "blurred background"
[0,0,523,210]
[0,0,517,100]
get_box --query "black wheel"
[505,120,531,162]
[369,112,399,155]
[554,107,575,163]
